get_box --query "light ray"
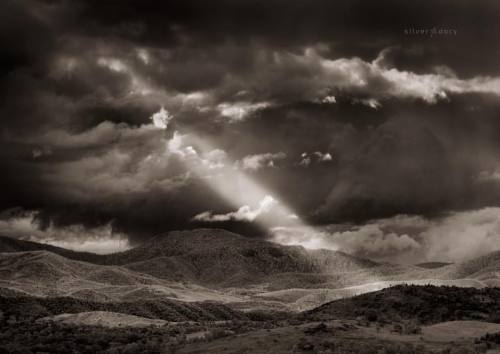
[164,128,380,282]
[167,130,315,232]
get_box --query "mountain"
[118,229,379,287]
[0,229,380,289]
[1,229,500,312]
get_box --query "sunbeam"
[167,129,315,233]
[164,128,382,284]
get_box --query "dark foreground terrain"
[2,285,500,354]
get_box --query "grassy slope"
[0,250,240,303]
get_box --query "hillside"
[40,311,168,328]
[0,235,108,264]
[3,285,500,354]
[0,230,382,289]
[0,251,241,303]
[433,250,500,286]
[1,229,500,312]
[0,293,249,322]
[114,229,379,288]
[304,284,500,324]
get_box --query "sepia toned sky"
[2,0,500,261]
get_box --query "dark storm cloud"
[62,0,500,76]
[207,94,500,225]
[3,0,500,245]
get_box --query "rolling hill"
[0,235,107,264]
[0,250,241,303]
[1,229,500,312]
[304,284,500,324]
[432,250,500,286]
[0,229,381,289]
[0,293,249,322]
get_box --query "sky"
[2,0,500,262]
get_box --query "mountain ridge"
[1,229,500,311]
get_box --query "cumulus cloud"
[217,101,270,122]
[314,151,332,162]
[272,209,500,263]
[167,131,228,171]
[193,195,277,222]
[355,98,382,109]
[322,95,337,104]
[271,223,421,261]
[167,131,198,158]
[97,57,127,73]
[238,152,286,171]
[299,151,332,166]
[202,149,228,170]
[0,208,130,254]
[237,48,500,105]
[5,0,500,246]
[422,208,500,262]
[150,106,173,129]
[314,48,500,103]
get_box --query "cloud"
[278,48,500,104]
[322,95,336,104]
[167,131,198,158]
[238,152,286,171]
[202,149,228,170]
[0,208,130,254]
[477,169,500,183]
[167,131,227,170]
[355,98,382,109]
[4,0,500,248]
[193,195,277,222]
[273,208,500,263]
[150,107,173,129]
[422,208,500,262]
[299,151,332,166]
[32,146,52,159]
[314,151,332,162]
[271,222,421,261]
[97,57,127,73]
[217,101,270,122]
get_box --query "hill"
[0,235,107,264]
[0,293,249,322]
[2,229,382,289]
[40,311,168,328]
[1,229,500,311]
[0,251,241,303]
[112,229,379,288]
[432,250,500,286]
[304,284,500,324]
